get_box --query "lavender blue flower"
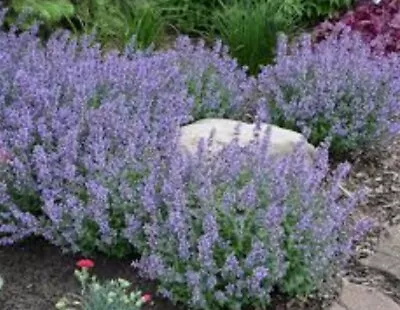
[0,16,254,255]
[135,136,370,309]
[257,30,400,155]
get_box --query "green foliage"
[56,268,150,310]
[302,0,354,20]
[3,0,354,71]
[212,0,296,74]
[6,0,176,49]
[73,0,173,50]
[6,186,43,216]
[160,0,221,36]
[11,0,75,23]
[4,0,75,38]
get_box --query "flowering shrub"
[56,259,152,310]
[0,15,255,255]
[257,30,400,156]
[0,24,191,255]
[129,131,371,309]
[314,0,400,54]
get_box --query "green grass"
[211,0,299,74]
[74,0,171,50]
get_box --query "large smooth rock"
[179,118,315,161]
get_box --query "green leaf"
[13,0,75,23]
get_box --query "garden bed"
[0,239,169,310]
[1,0,400,309]
[0,239,330,310]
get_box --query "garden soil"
[0,238,328,310]
[0,238,183,310]
[343,137,400,305]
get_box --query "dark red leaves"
[314,0,400,54]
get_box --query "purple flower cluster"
[132,134,370,309]
[0,25,192,252]
[0,16,372,309]
[258,29,400,155]
[152,37,258,122]
[0,10,258,252]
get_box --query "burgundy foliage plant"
[314,0,400,54]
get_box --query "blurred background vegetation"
[2,0,354,74]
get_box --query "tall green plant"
[212,0,297,74]
[74,0,176,49]
[302,0,354,20]
[160,0,221,37]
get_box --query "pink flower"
[76,259,95,269]
[141,294,152,303]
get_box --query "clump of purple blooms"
[258,28,400,155]
[0,25,193,253]
[0,14,372,309]
[132,133,371,309]
[153,37,258,122]
[0,17,255,254]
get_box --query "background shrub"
[72,0,178,50]
[5,0,176,49]
[211,0,296,74]
[131,135,370,309]
[302,0,354,21]
[257,29,400,156]
[3,0,358,73]
[8,0,74,24]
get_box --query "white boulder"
[178,118,315,161]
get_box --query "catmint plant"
[0,12,256,256]
[152,36,258,122]
[0,19,191,254]
[257,29,400,156]
[130,129,371,309]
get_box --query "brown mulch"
[0,238,182,310]
[347,138,400,227]
[342,137,400,304]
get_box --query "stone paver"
[329,279,400,310]
[361,225,400,278]
[329,302,346,310]
[332,224,400,310]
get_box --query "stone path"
[361,225,400,279]
[329,225,400,310]
[330,279,400,310]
